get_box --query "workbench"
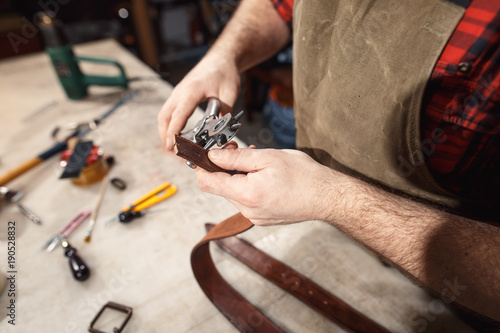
[0,39,473,333]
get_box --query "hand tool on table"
[61,237,91,281]
[84,175,108,242]
[59,141,96,179]
[178,98,244,169]
[16,203,42,224]
[59,141,112,186]
[0,186,23,205]
[0,187,42,224]
[105,182,177,226]
[42,210,91,252]
[37,12,128,100]
[0,89,138,187]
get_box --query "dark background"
[0,0,293,148]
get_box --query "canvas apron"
[293,0,473,211]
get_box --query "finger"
[196,167,248,202]
[165,98,203,150]
[157,97,176,146]
[218,84,240,116]
[222,141,239,150]
[207,148,274,172]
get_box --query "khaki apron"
[293,0,474,212]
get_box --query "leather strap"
[174,135,244,175]
[191,213,283,332]
[174,135,229,173]
[191,213,390,333]
[178,129,388,331]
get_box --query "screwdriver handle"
[118,210,143,223]
[63,209,91,237]
[133,184,177,212]
[63,242,90,281]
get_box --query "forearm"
[322,170,500,321]
[196,146,500,319]
[207,0,291,72]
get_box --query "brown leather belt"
[176,135,389,332]
[191,213,389,333]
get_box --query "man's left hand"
[195,146,340,226]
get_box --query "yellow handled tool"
[123,182,177,213]
[106,182,177,225]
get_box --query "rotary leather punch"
[179,98,243,169]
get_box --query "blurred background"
[0,0,295,148]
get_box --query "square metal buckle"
[88,302,133,333]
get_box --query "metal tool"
[0,186,23,203]
[61,238,90,281]
[105,182,177,226]
[89,302,133,333]
[180,98,243,168]
[17,203,42,224]
[37,12,128,100]
[42,210,91,252]
[85,175,108,242]
[0,187,42,224]
[59,141,94,179]
[0,89,138,187]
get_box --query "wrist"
[314,168,358,224]
[196,45,242,82]
[206,40,248,73]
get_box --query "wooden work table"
[0,40,473,332]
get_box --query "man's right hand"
[157,52,241,151]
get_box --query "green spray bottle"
[37,12,128,100]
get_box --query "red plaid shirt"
[273,0,500,209]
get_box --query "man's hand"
[157,0,290,151]
[196,147,500,322]
[157,54,241,151]
[195,147,339,225]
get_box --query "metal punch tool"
[180,98,243,168]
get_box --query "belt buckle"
[88,302,133,333]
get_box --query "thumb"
[208,148,272,172]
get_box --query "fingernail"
[166,138,171,148]
[208,149,222,159]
